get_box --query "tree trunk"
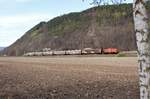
[133,0,150,99]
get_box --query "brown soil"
[0,57,140,99]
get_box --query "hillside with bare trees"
[2,3,150,56]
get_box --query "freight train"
[24,48,119,56]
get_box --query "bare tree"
[84,0,150,98]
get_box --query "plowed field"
[0,57,140,99]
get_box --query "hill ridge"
[2,3,150,56]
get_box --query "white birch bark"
[133,0,150,99]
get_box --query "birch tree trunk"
[133,0,150,99]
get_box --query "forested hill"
[2,3,150,56]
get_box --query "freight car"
[24,48,119,56]
[102,48,119,54]
[53,51,66,55]
[42,51,53,56]
[93,48,102,54]
[65,50,82,55]
[81,48,102,55]
[81,48,95,55]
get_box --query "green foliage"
[24,2,150,40]
[28,3,150,37]
[47,12,91,36]
[31,30,39,38]
[96,3,133,26]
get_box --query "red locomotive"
[102,48,119,54]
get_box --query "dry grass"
[0,57,139,99]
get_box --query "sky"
[0,0,132,47]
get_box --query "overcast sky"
[0,0,132,47]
